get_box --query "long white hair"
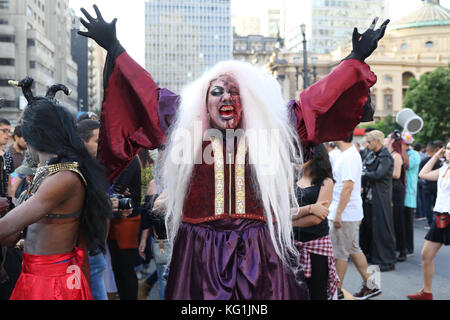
[159,60,303,267]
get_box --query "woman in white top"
[407,138,450,300]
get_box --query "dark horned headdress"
[9,77,72,104]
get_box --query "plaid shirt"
[295,235,340,300]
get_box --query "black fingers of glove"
[346,18,390,62]
[78,5,118,51]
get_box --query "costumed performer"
[78,5,388,299]
[0,78,111,300]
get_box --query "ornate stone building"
[267,0,450,119]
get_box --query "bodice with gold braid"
[21,162,87,224]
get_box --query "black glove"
[345,17,390,62]
[78,5,118,52]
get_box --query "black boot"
[397,251,406,262]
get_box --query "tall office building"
[280,0,387,53]
[145,0,232,93]
[0,0,78,122]
[309,0,387,53]
[71,10,88,112]
[232,16,261,36]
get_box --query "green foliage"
[361,114,401,136]
[403,66,450,143]
[141,165,154,204]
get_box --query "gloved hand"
[77,5,118,52]
[345,17,390,62]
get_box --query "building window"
[0,58,14,66]
[29,61,36,69]
[425,41,434,48]
[0,1,8,9]
[0,34,13,42]
[27,39,35,47]
[0,18,7,24]
[383,93,393,112]
[400,43,408,50]
[0,99,15,108]
[383,75,392,83]
[370,93,376,111]
[402,72,415,86]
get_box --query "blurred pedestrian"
[386,130,408,262]
[292,144,339,300]
[360,130,396,272]
[328,142,341,168]
[108,156,141,300]
[402,132,421,255]
[7,125,27,172]
[408,139,449,300]
[420,142,442,229]
[329,134,381,300]
[77,119,110,301]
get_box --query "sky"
[69,0,450,66]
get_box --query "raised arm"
[290,18,389,151]
[78,5,178,182]
[419,148,444,181]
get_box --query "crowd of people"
[0,5,448,301]
[320,130,449,300]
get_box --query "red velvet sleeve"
[293,59,377,147]
[99,52,177,182]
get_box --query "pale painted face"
[206,75,243,131]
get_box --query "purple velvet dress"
[165,219,309,300]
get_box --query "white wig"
[159,60,303,267]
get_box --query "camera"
[110,193,133,210]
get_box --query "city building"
[145,0,232,93]
[87,41,106,113]
[267,0,450,119]
[232,15,261,36]
[71,10,88,112]
[277,0,387,53]
[0,0,78,122]
[233,34,279,68]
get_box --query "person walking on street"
[419,142,442,229]
[402,133,421,255]
[386,131,408,262]
[408,139,450,300]
[360,130,397,272]
[329,134,382,300]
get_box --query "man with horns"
[0,78,111,300]
[78,5,388,300]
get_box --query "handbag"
[435,213,450,229]
[152,230,171,265]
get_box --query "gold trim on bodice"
[211,137,247,217]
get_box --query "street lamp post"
[300,23,309,89]
[293,55,300,90]
[311,55,318,83]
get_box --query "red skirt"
[9,247,93,300]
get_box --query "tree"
[403,65,450,143]
[361,114,401,136]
